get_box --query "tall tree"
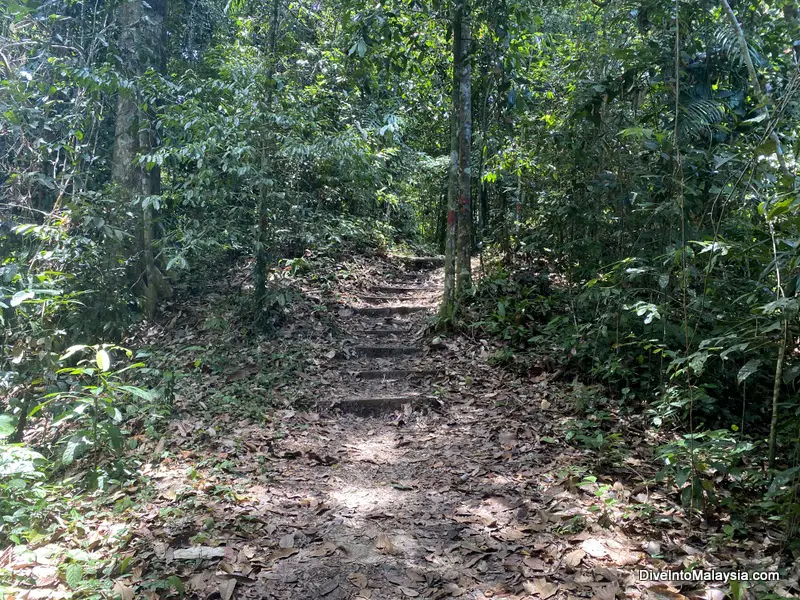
[253,0,283,322]
[455,0,473,297]
[439,0,473,321]
[112,0,171,319]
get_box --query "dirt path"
[126,255,790,600]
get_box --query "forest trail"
[127,255,693,600]
[311,255,444,416]
[5,253,789,599]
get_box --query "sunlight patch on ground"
[344,432,405,465]
[328,484,408,513]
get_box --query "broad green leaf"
[117,385,154,401]
[166,575,185,595]
[737,359,762,385]
[10,290,34,307]
[62,438,83,465]
[96,349,111,372]
[61,345,89,360]
[66,563,83,589]
[0,414,16,438]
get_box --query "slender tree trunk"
[112,0,169,319]
[435,183,448,254]
[722,0,793,467]
[769,322,788,468]
[477,82,490,241]
[254,0,281,321]
[439,5,461,322]
[455,0,472,297]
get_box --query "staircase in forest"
[321,256,444,416]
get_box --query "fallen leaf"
[112,581,134,600]
[642,541,661,557]
[318,580,339,596]
[219,578,236,600]
[151,437,165,458]
[279,532,295,549]
[543,485,565,498]
[581,539,608,558]
[385,571,409,586]
[533,578,559,599]
[152,541,167,559]
[606,547,642,566]
[309,542,337,557]
[442,582,465,597]
[590,582,619,600]
[399,587,419,597]
[645,584,688,600]
[31,565,58,587]
[499,430,518,448]
[348,572,368,589]
[523,556,546,571]
[564,548,585,568]
[375,532,395,554]
[268,548,299,562]
[681,543,701,555]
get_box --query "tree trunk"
[112,0,169,319]
[769,322,788,468]
[435,183,448,254]
[477,75,491,242]
[254,0,282,321]
[438,3,462,323]
[455,0,473,297]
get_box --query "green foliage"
[472,265,553,347]
[463,0,800,538]
[656,429,758,510]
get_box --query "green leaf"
[117,385,154,401]
[676,467,689,488]
[61,345,89,361]
[742,112,767,125]
[166,575,185,595]
[96,349,111,372]
[107,425,124,452]
[0,414,15,438]
[66,563,83,589]
[62,438,83,465]
[737,359,762,385]
[10,290,34,307]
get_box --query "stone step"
[353,346,420,358]
[393,256,445,270]
[353,369,438,381]
[371,285,436,294]
[356,328,411,338]
[358,295,397,304]
[352,306,427,317]
[323,395,433,416]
